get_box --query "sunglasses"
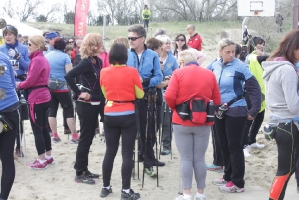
[128,36,142,41]
[176,39,185,42]
[4,25,15,31]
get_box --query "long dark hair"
[248,36,265,54]
[173,34,188,57]
[267,30,299,65]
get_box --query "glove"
[8,48,20,59]
[142,78,151,87]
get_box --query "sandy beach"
[5,107,298,200]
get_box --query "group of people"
[0,17,299,200]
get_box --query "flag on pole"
[74,0,90,37]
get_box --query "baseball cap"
[45,32,59,40]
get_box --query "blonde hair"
[114,37,130,49]
[178,50,197,65]
[155,34,171,44]
[29,35,47,51]
[218,38,235,51]
[80,33,103,59]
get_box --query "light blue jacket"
[127,46,163,89]
[0,52,18,111]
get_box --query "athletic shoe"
[75,173,95,185]
[121,189,140,200]
[194,193,206,200]
[206,163,223,171]
[243,147,251,157]
[100,186,112,197]
[49,132,53,137]
[144,167,157,177]
[46,157,55,165]
[218,181,244,193]
[160,149,170,155]
[249,142,265,149]
[15,149,24,157]
[64,129,71,134]
[27,159,48,170]
[153,159,165,166]
[173,194,193,200]
[84,170,100,179]
[212,178,227,186]
[52,136,61,143]
[70,138,79,144]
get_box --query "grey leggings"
[173,124,210,189]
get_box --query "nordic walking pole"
[152,90,159,187]
[135,100,141,180]
[159,101,166,159]
[169,109,173,160]
[132,100,140,180]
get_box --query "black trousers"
[211,124,224,166]
[0,109,18,199]
[144,20,149,28]
[29,102,52,155]
[138,97,156,168]
[242,110,265,147]
[269,122,299,200]
[74,101,100,174]
[214,115,247,188]
[102,114,136,189]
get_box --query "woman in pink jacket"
[17,35,53,170]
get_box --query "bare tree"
[3,0,16,18]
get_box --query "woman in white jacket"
[262,29,299,200]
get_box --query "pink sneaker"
[46,157,55,165]
[27,159,48,170]
[218,181,244,193]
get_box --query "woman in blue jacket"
[155,34,178,155]
[0,52,19,200]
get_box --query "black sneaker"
[75,173,95,184]
[153,159,165,167]
[100,186,112,198]
[121,189,140,200]
[84,169,100,179]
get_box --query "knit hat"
[45,32,59,40]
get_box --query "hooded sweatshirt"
[262,60,299,122]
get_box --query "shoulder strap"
[227,95,243,106]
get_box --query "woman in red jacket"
[165,50,220,200]
[17,35,53,169]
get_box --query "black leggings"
[29,102,52,155]
[0,109,19,199]
[242,110,265,147]
[102,114,136,189]
[269,122,299,200]
[74,101,100,174]
[48,92,74,118]
[214,115,247,188]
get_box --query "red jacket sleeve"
[211,73,221,105]
[18,59,44,89]
[164,71,179,110]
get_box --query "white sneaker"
[194,193,206,200]
[173,194,193,200]
[250,142,265,149]
[218,181,244,193]
[243,147,251,157]
[212,178,227,186]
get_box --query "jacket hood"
[262,61,295,81]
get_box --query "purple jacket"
[18,51,51,104]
